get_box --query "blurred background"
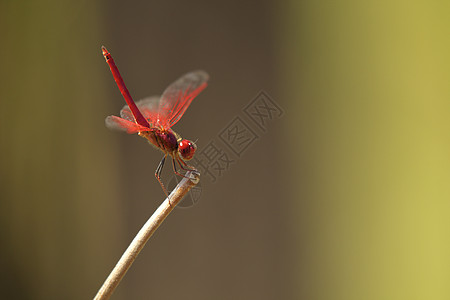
[1,0,449,299]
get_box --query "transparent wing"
[119,106,134,122]
[136,96,161,127]
[158,70,209,127]
[119,96,161,127]
[105,115,148,134]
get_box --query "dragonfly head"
[178,139,197,160]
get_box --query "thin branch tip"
[188,170,200,184]
[94,171,200,300]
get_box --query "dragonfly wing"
[119,96,161,127]
[119,105,134,122]
[135,96,161,127]
[105,115,148,134]
[158,70,209,127]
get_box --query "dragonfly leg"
[176,156,197,172]
[172,156,190,179]
[155,154,170,203]
[155,155,166,178]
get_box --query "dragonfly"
[102,46,208,197]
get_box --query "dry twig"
[94,171,200,300]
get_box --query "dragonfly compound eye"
[178,139,196,160]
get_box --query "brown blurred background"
[1,0,449,299]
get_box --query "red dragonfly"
[102,46,208,196]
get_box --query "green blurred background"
[1,0,449,299]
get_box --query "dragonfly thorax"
[140,129,178,154]
[140,130,196,161]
